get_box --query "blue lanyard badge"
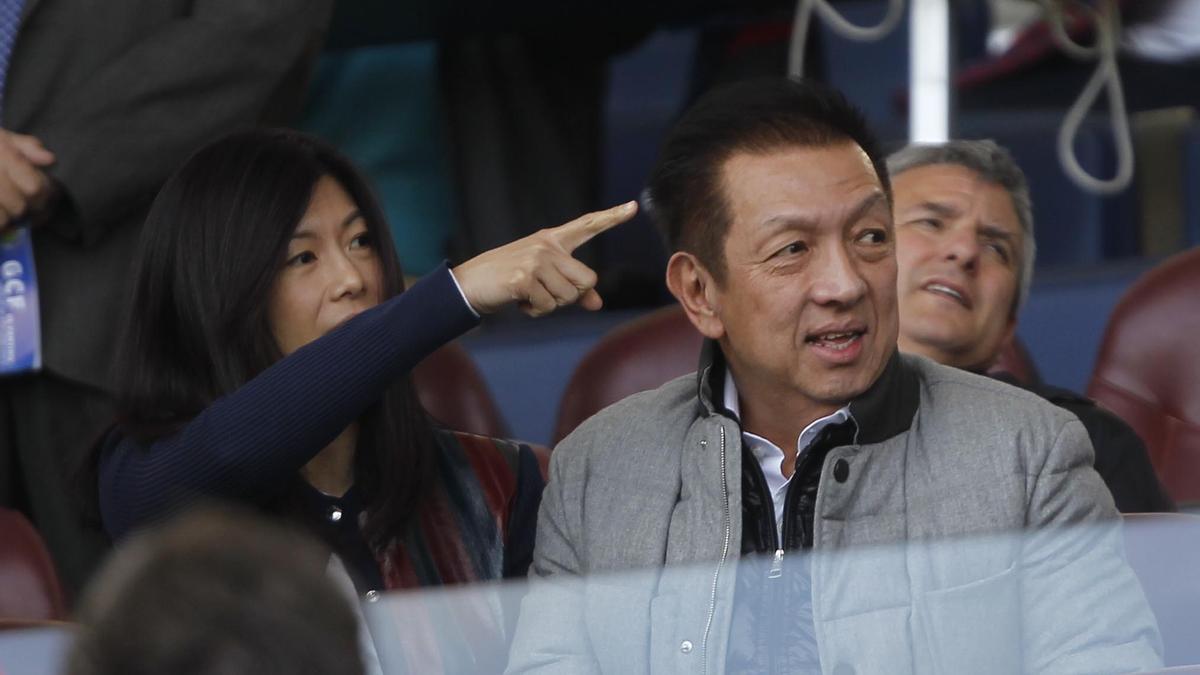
[0,225,41,374]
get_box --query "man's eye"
[857,229,888,245]
[986,242,1011,263]
[775,241,808,257]
[286,251,316,267]
[914,218,941,230]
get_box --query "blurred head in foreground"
[65,506,363,675]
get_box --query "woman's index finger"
[550,200,638,252]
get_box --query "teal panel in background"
[298,43,454,276]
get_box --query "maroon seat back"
[554,305,702,443]
[1088,248,1200,504]
[413,343,508,438]
[0,508,66,624]
[1121,512,1200,666]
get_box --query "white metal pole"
[909,0,952,142]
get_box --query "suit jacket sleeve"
[1020,417,1164,674]
[34,0,333,246]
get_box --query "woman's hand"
[453,201,637,316]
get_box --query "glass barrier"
[0,625,71,675]
[361,514,1200,674]
[4,514,1196,675]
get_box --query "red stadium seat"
[1088,248,1200,505]
[0,508,66,625]
[553,305,702,444]
[413,342,508,439]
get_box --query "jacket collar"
[696,339,731,418]
[695,339,917,445]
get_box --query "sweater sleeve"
[99,264,479,539]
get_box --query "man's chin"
[800,367,878,406]
[898,329,973,358]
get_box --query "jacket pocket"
[917,563,1021,675]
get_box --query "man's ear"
[666,251,725,340]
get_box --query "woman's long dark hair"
[112,128,438,550]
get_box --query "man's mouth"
[805,329,865,350]
[924,282,970,308]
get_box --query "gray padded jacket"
[507,347,1162,675]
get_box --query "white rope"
[786,0,1133,196]
[1045,1,1100,59]
[788,0,907,78]
[1044,0,1135,194]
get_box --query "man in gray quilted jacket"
[507,78,1161,675]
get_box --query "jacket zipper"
[768,548,784,578]
[769,456,792,675]
[762,463,785,579]
[701,425,730,675]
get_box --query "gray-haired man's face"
[892,163,1023,372]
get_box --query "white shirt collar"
[722,366,853,453]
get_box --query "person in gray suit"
[507,78,1161,674]
[0,0,333,595]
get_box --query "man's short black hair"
[644,77,891,282]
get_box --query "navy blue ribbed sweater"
[99,264,479,539]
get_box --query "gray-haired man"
[888,140,1172,512]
